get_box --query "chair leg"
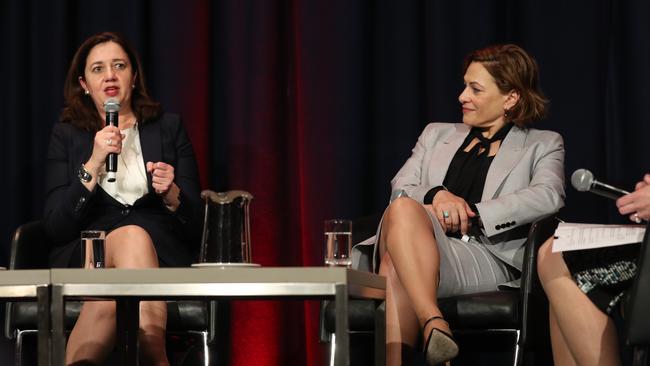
[513,329,523,366]
[633,346,648,366]
[328,333,336,366]
[15,330,38,366]
[201,330,210,366]
[166,330,212,366]
[15,330,23,366]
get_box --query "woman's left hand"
[617,173,650,222]
[430,190,477,234]
[146,161,175,195]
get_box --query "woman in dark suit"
[537,174,650,366]
[44,32,201,365]
[372,44,565,365]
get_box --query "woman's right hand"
[429,190,476,234]
[634,174,650,191]
[86,125,124,171]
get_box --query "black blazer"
[44,113,202,267]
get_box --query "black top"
[443,123,513,204]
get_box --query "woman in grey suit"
[44,32,201,365]
[376,44,565,365]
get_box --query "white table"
[0,270,51,366]
[50,267,385,366]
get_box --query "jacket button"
[74,198,86,212]
[505,222,511,228]
[121,209,130,216]
[495,224,501,230]
[511,221,516,225]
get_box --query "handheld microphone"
[571,169,630,200]
[103,98,120,182]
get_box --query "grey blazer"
[354,122,565,278]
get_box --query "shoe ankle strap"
[422,315,447,331]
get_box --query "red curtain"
[179,1,337,364]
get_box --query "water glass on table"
[81,230,106,269]
[324,219,352,267]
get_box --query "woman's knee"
[537,237,564,285]
[383,197,428,230]
[106,225,159,268]
[384,197,419,218]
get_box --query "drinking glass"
[324,219,352,267]
[81,230,106,268]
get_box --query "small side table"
[0,270,51,366]
[50,267,385,366]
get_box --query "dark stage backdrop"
[2,0,649,364]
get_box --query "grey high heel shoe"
[422,316,459,366]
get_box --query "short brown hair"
[60,32,161,131]
[464,44,548,127]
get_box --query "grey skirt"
[373,209,516,299]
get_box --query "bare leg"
[379,197,450,364]
[65,301,116,364]
[537,238,621,366]
[66,225,170,366]
[549,306,577,366]
[380,252,419,364]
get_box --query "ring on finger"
[443,211,450,219]
[106,138,113,146]
[633,213,642,224]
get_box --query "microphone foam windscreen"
[103,98,121,113]
[571,169,593,192]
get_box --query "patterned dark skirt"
[563,243,640,315]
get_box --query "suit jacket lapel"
[138,121,161,190]
[428,124,470,185]
[482,125,527,200]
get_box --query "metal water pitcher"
[198,190,253,264]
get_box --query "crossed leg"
[537,238,621,366]
[66,225,170,366]
[378,197,450,364]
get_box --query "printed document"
[552,223,645,252]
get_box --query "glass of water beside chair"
[324,219,352,267]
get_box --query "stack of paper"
[552,223,646,252]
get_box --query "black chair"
[3,196,244,366]
[625,221,650,366]
[321,213,559,366]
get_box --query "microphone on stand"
[103,98,120,182]
[571,169,630,200]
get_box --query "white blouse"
[98,123,148,205]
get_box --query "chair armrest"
[625,222,650,346]
[5,220,50,339]
[519,213,560,348]
[520,214,560,297]
[9,220,50,270]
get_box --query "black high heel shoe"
[422,316,459,366]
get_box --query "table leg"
[334,283,350,366]
[36,285,50,366]
[50,285,65,366]
[374,301,386,366]
[116,299,140,366]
